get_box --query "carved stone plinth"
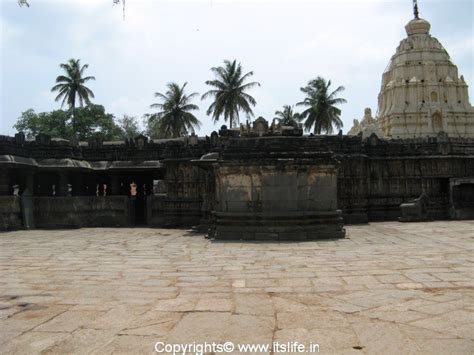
[210,155,345,241]
[211,211,345,241]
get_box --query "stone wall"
[146,195,165,227]
[156,162,205,227]
[33,196,129,229]
[338,153,474,223]
[0,196,22,231]
[449,178,474,220]
[1,133,473,232]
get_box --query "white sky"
[1,0,473,136]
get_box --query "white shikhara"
[376,16,474,139]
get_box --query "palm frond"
[51,58,95,109]
[203,59,260,128]
[298,76,346,134]
[148,82,201,138]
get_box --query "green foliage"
[202,59,260,129]
[117,115,141,139]
[14,109,69,139]
[144,116,167,139]
[274,105,303,128]
[51,58,96,110]
[297,77,346,134]
[148,82,201,139]
[70,104,122,140]
[14,105,125,141]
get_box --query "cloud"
[0,17,24,46]
[445,36,474,64]
[1,0,473,136]
[108,96,150,119]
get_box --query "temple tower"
[377,4,474,138]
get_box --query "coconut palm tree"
[149,82,201,138]
[297,77,346,134]
[274,105,303,127]
[51,58,96,110]
[202,59,260,129]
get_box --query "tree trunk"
[71,92,76,110]
[71,94,76,134]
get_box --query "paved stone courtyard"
[0,221,473,354]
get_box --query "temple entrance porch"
[0,167,166,229]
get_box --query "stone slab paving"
[0,221,473,354]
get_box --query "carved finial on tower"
[413,0,420,19]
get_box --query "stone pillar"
[109,173,121,195]
[25,172,34,191]
[0,169,11,195]
[21,171,35,229]
[57,172,70,197]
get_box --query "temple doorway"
[128,175,153,226]
[450,178,474,220]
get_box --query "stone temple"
[350,12,474,139]
[1,8,473,239]
[378,15,474,138]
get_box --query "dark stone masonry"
[1,126,473,239]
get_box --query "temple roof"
[405,17,431,36]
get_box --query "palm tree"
[51,58,96,110]
[297,77,346,134]
[149,82,201,138]
[202,59,260,129]
[274,105,302,127]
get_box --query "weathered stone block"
[33,196,129,229]
[0,196,22,231]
